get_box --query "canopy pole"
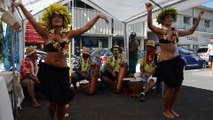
[123,22,129,64]
[71,0,75,55]
[10,0,18,119]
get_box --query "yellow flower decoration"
[40,3,72,30]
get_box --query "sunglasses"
[113,47,119,51]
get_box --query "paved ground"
[17,68,213,120]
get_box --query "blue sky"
[203,1,213,8]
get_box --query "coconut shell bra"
[44,29,70,55]
[159,26,179,44]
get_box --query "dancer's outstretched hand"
[145,2,153,12]
[98,14,109,24]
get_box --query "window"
[204,20,210,27]
[184,16,191,25]
[197,48,208,53]
[193,45,198,50]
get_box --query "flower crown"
[156,8,178,25]
[40,3,72,30]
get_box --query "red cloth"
[145,48,157,64]
[20,58,37,80]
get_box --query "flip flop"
[163,112,174,119]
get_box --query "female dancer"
[145,2,204,119]
[13,2,108,120]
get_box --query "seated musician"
[100,45,127,89]
[71,47,92,90]
[20,46,40,108]
[134,40,158,102]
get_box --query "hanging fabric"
[0,19,4,64]
[3,25,12,71]
[14,32,20,71]
[3,25,20,71]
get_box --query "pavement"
[17,68,213,120]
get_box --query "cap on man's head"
[130,32,136,37]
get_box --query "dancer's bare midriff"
[159,43,178,61]
[45,52,68,67]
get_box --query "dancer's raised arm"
[67,14,109,39]
[12,2,48,39]
[145,2,162,35]
[178,11,204,36]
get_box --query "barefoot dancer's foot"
[65,104,69,109]
[171,110,179,117]
[32,99,40,108]
[32,102,40,108]
[163,112,174,119]
[64,104,69,117]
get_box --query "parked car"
[136,47,206,72]
[138,49,145,59]
[91,48,111,73]
[177,47,206,69]
[24,49,47,63]
[36,50,47,62]
[196,46,209,64]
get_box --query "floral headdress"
[156,8,178,25]
[40,3,72,30]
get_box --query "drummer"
[71,47,92,91]
[134,40,158,102]
[100,45,127,89]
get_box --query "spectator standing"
[129,32,139,74]
[207,38,213,75]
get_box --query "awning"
[81,0,212,24]
[22,0,72,16]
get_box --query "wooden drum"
[114,63,127,93]
[129,79,143,98]
[87,64,100,95]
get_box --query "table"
[0,71,25,108]
[0,76,14,120]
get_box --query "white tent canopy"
[81,0,212,24]
[22,0,71,15]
